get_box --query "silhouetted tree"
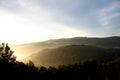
[0,43,16,63]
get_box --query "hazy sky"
[0,0,120,44]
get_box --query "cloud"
[100,12,120,26]
[0,0,22,12]
[97,1,120,17]
[95,1,120,36]
[51,23,90,38]
[0,0,90,44]
[0,0,119,44]
[0,1,55,43]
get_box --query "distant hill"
[12,36,120,55]
[29,45,120,67]
[44,36,120,48]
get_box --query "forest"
[0,43,120,80]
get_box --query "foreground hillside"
[0,58,120,80]
[29,45,120,67]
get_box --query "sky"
[0,0,120,44]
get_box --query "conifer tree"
[0,43,16,63]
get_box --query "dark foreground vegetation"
[0,43,120,80]
[0,58,120,80]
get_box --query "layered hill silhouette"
[11,36,120,67]
[12,36,120,54]
[29,45,120,67]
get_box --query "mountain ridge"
[11,36,120,63]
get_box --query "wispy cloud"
[96,1,120,36]
[100,12,120,26]
[0,0,119,43]
[0,0,91,44]
[98,2,120,17]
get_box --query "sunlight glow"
[0,9,88,44]
[0,10,56,44]
[15,53,26,61]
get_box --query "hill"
[29,45,120,67]
[12,36,120,55]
